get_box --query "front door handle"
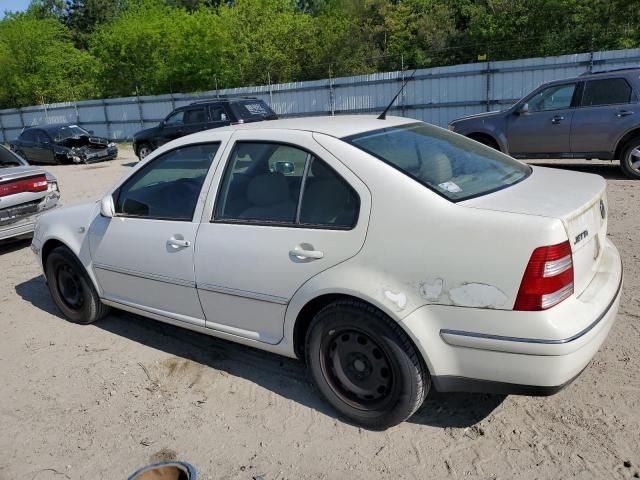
[551,115,565,124]
[168,237,191,248]
[289,245,324,260]
[617,110,634,117]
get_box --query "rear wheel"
[45,246,109,324]
[620,137,640,179]
[305,299,429,429]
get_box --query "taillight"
[514,240,574,311]
[0,175,48,197]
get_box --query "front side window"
[214,142,358,228]
[19,130,37,142]
[35,130,51,144]
[528,83,576,112]
[345,123,530,202]
[164,110,184,127]
[115,143,219,221]
[581,78,633,107]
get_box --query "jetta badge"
[575,230,588,245]
[600,199,606,220]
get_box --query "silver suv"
[448,68,640,179]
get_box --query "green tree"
[0,15,99,108]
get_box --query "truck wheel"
[305,299,429,430]
[621,138,640,179]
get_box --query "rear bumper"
[0,192,60,241]
[402,238,623,394]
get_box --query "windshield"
[345,122,530,202]
[0,145,26,168]
[51,125,90,141]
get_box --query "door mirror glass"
[100,195,115,218]
[516,103,529,115]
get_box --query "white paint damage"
[384,290,407,310]
[449,283,507,308]
[418,278,444,301]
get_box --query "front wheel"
[137,143,153,161]
[621,138,640,179]
[305,300,429,429]
[45,246,110,324]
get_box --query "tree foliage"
[0,0,639,108]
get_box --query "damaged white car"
[31,116,622,429]
[1,144,60,242]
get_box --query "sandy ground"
[0,148,639,480]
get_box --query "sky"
[1,0,31,18]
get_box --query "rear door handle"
[289,245,324,260]
[551,115,565,124]
[168,237,191,248]
[617,110,634,117]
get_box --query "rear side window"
[115,143,219,221]
[581,78,633,106]
[184,108,206,124]
[228,100,277,121]
[214,142,358,228]
[345,123,530,202]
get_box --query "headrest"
[247,173,290,207]
[420,152,453,185]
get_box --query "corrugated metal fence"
[1,47,640,143]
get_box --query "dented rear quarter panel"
[284,133,568,340]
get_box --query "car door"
[570,77,639,155]
[33,130,56,163]
[16,130,40,163]
[194,130,370,344]
[157,110,186,147]
[506,82,578,156]
[88,142,223,326]
[182,106,210,135]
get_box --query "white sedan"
[31,116,623,429]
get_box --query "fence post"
[328,67,335,116]
[401,54,406,117]
[136,89,145,132]
[102,99,111,140]
[74,102,80,124]
[0,113,6,144]
[18,108,25,132]
[268,72,273,107]
[485,46,492,112]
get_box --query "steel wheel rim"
[139,146,151,159]
[319,328,396,411]
[56,264,84,311]
[628,146,640,173]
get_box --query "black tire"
[305,299,429,429]
[45,246,110,324]
[620,137,640,179]
[137,143,153,161]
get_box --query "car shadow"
[0,237,32,255]
[15,275,504,430]
[527,160,627,180]
[121,161,138,168]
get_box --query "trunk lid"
[0,166,49,210]
[461,166,607,296]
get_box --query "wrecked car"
[0,144,59,242]
[10,124,117,165]
[32,116,622,429]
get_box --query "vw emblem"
[600,199,606,220]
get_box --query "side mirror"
[158,121,165,129]
[516,103,529,115]
[273,161,295,175]
[100,195,115,218]
[88,129,94,135]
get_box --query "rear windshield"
[345,122,530,201]
[228,100,277,121]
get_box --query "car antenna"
[377,67,418,120]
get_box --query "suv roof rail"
[580,67,640,76]
[189,96,258,105]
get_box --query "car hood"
[451,110,503,124]
[56,135,110,149]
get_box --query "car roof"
[543,67,640,86]
[188,97,263,106]
[210,115,417,138]
[24,123,79,132]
